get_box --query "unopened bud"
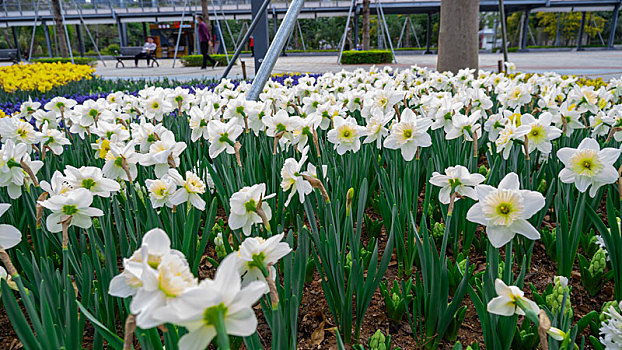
[345,188,354,216]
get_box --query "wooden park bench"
[0,49,19,64]
[114,46,159,68]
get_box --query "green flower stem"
[252,255,270,278]
[515,298,540,325]
[214,307,231,350]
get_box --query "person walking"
[197,15,218,69]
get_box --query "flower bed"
[0,62,95,93]
[0,65,621,350]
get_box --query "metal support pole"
[608,4,619,49]
[376,0,396,62]
[519,8,530,51]
[353,13,359,49]
[498,0,509,65]
[410,17,421,48]
[76,24,85,56]
[594,17,605,46]
[297,20,307,51]
[43,20,53,58]
[143,22,148,40]
[251,0,270,73]
[59,0,74,63]
[116,17,125,46]
[397,17,408,49]
[221,0,272,79]
[577,11,586,51]
[11,27,21,61]
[555,12,562,46]
[212,5,230,62]
[70,0,106,66]
[234,21,248,48]
[172,0,188,68]
[247,0,305,101]
[123,23,130,46]
[337,0,357,63]
[220,6,236,49]
[195,13,200,54]
[28,0,42,61]
[272,6,278,37]
[425,12,432,54]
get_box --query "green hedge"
[180,54,235,67]
[340,50,393,65]
[32,57,98,66]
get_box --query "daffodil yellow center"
[62,204,79,216]
[81,178,96,190]
[570,150,601,177]
[245,199,257,213]
[203,303,228,326]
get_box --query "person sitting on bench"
[135,37,157,67]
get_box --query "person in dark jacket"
[196,15,218,69]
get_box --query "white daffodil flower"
[327,116,366,155]
[429,165,485,205]
[44,96,77,117]
[0,139,44,199]
[0,116,41,146]
[557,138,619,197]
[159,254,268,350]
[63,165,120,198]
[39,188,104,233]
[110,228,186,298]
[103,141,140,182]
[168,169,206,211]
[384,108,432,161]
[362,107,392,149]
[600,305,622,348]
[188,105,213,142]
[495,121,531,160]
[32,109,60,129]
[236,233,292,287]
[139,130,187,178]
[142,94,174,122]
[207,119,243,159]
[40,171,72,196]
[446,111,482,141]
[228,183,275,236]
[145,177,177,208]
[487,279,540,316]
[39,124,71,156]
[466,172,544,248]
[521,112,562,156]
[131,121,168,153]
[280,147,314,207]
[291,114,321,153]
[131,252,198,329]
[0,203,21,249]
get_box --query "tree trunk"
[437,0,479,73]
[362,0,370,50]
[201,0,213,33]
[51,0,69,57]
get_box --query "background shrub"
[180,54,235,67]
[340,50,393,64]
[103,44,121,55]
[32,57,98,66]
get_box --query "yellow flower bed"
[0,62,95,93]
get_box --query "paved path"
[76,49,622,81]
